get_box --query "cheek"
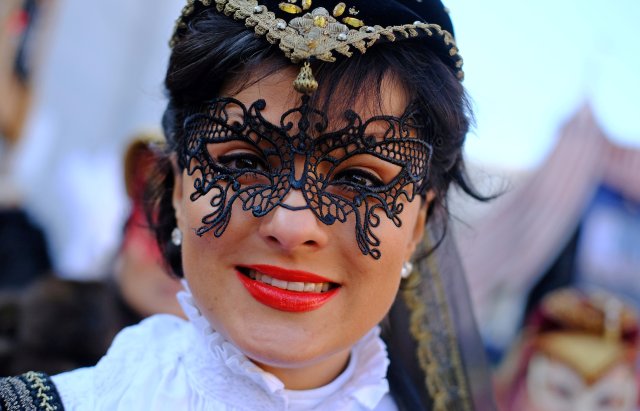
[587,366,639,411]
[177,188,257,306]
[375,199,423,260]
[349,200,422,313]
[347,217,410,317]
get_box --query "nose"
[258,189,329,253]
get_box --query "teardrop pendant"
[293,61,318,94]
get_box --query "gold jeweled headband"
[171,0,464,93]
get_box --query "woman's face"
[173,67,428,389]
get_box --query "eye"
[597,394,624,408]
[218,151,268,172]
[333,168,384,188]
[546,381,575,401]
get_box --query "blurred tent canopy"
[455,104,640,355]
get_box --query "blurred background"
[447,0,640,358]
[1,0,638,407]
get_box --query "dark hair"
[147,9,487,277]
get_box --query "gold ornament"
[279,2,302,14]
[169,0,465,81]
[342,16,364,28]
[313,15,328,27]
[301,0,312,10]
[293,61,318,94]
[332,2,346,17]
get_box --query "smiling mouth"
[238,267,336,293]
[235,265,340,312]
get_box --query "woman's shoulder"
[52,314,192,410]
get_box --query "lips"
[236,264,340,312]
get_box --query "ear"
[404,190,435,261]
[171,155,185,229]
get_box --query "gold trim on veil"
[386,213,496,410]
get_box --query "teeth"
[271,278,287,289]
[247,269,332,293]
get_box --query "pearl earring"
[171,227,183,246]
[400,261,413,279]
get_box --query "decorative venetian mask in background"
[496,288,640,411]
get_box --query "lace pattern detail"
[181,95,432,259]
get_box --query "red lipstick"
[245,264,334,283]
[236,265,340,312]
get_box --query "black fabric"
[523,227,580,324]
[434,230,497,410]
[260,0,455,34]
[0,372,64,411]
[383,217,498,411]
[384,294,433,410]
[0,209,51,290]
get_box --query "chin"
[239,334,334,368]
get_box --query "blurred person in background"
[495,288,640,411]
[0,0,39,147]
[0,135,183,376]
[115,134,183,319]
[5,0,183,281]
[0,0,52,288]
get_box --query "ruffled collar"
[177,283,391,410]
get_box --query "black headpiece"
[171,0,463,92]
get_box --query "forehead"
[219,65,410,124]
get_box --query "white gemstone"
[276,21,287,30]
[311,7,329,17]
[337,32,347,41]
[414,20,423,25]
[253,5,263,13]
[171,228,182,245]
[365,26,375,33]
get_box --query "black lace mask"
[179,95,433,259]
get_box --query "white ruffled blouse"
[52,288,398,410]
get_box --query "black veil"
[384,214,496,410]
